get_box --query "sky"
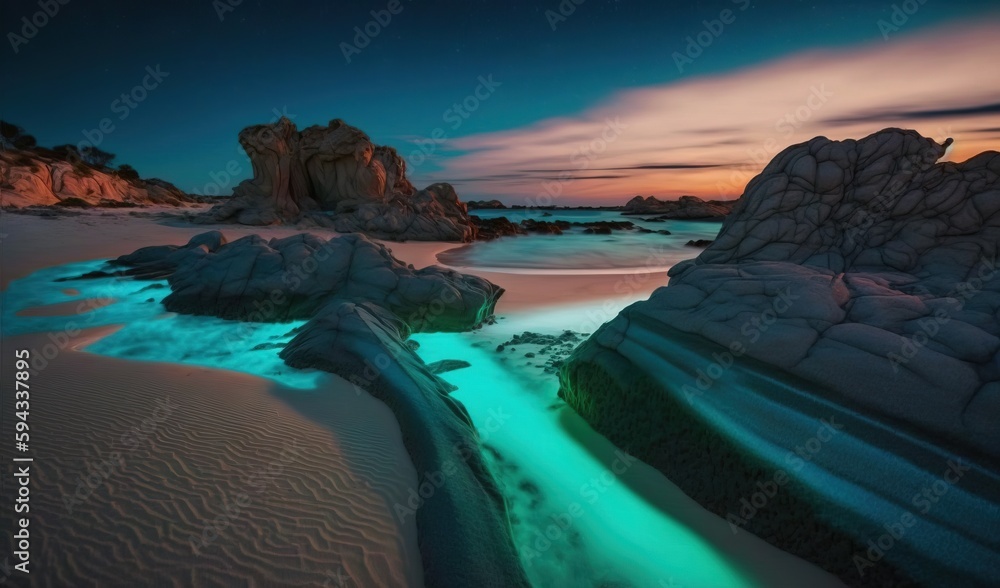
[2,0,999,205]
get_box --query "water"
[1,233,833,587]
[447,210,722,273]
[411,301,758,587]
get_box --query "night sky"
[3,0,999,203]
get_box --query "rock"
[685,239,713,247]
[83,232,526,587]
[469,216,640,241]
[110,231,502,330]
[622,194,735,219]
[194,118,476,242]
[520,218,568,235]
[426,359,472,374]
[279,302,528,587]
[466,199,507,209]
[561,128,1000,587]
[469,215,525,240]
[0,147,201,208]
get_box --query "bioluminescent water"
[411,302,756,587]
[441,210,722,272]
[2,250,827,587]
[1,260,319,389]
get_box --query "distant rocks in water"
[622,194,735,219]
[466,199,507,210]
[194,117,475,242]
[0,121,201,209]
[520,218,568,235]
[470,215,668,240]
[561,128,1000,587]
[77,230,528,587]
[469,215,523,240]
[685,239,713,247]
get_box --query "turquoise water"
[1,239,831,587]
[412,301,757,587]
[1,260,320,389]
[449,210,722,272]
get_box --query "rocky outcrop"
[75,230,526,587]
[561,129,1000,587]
[0,149,199,208]
[466,199,507,210]
[469,216,664,240]
[280,302,527,587]
[622,194,735,219]
[195,118,476,242]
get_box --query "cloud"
[417,19,1000,205]
[826,101,1000,124]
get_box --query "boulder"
[622,194,736,219]
[195,118,476,242]
[83,231,524,586]
[561,128,1000,587]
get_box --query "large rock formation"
[622,194,735,219]
[561,129,1000,587]
[81,231,527,587]
[195,118,476,242]
[0,148,198,208]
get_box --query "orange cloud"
[428,19,1000,206]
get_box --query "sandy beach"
[0,208,846,587]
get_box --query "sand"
[0,325,423,587]
[0,208,841,587]
[1,209,425,586]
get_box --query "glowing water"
[412,301,757,587]
[1,261,320,389]
[1,255,794,587]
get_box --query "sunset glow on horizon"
[424,19,1000,206]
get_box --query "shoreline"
[0,209,840,586]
